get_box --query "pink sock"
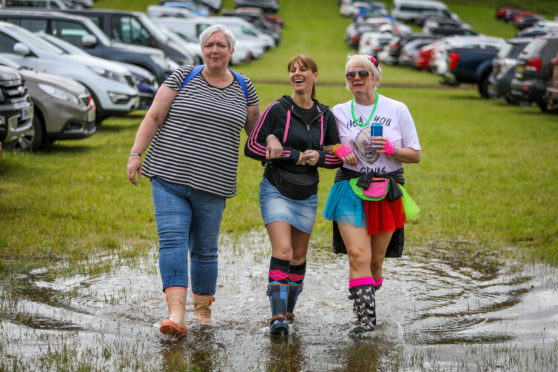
[349,277,374,288]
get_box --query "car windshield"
[136,13,168,43]
[81,18,112,46]
[10,25,63,55]
[496,42,512,58]
[0,53,20,69]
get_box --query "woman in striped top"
[126,24,260,337]
[245,55,348,336]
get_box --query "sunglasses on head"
[345,70,370,79]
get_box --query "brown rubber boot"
[193,293,215,323]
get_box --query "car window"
[51,20,93,47]
[112,15,151,45]
[18,19,48,33]
[0,32,19,54]
[87,16,101,28]
[196,23,210,37]
[49,0,61,8]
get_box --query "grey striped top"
[142,65,259,198]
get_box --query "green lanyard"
[351,91,379,128]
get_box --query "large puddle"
[1,231,557,370]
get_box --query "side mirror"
[13,43,30,56]
[81,34,98,47]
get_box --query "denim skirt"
[259,177,318,234]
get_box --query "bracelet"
[266,134,278,142]
[392,147,398,157]
[129,152,142,157]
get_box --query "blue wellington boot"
[267,283,289,336]
[286,283,303,323]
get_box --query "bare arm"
[126,85,178,185]
[244,104,260,136]
[393,147,421,164]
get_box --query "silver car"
[0,54,95,151]
[0,21,138,123]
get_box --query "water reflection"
[0,231,557,370]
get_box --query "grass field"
[0,0,557,278]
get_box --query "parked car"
[209,16,275,50]
[5,0,74,9]
[487,38,531,103]
[160,0,221,14]
[37,32,158,110]
[510,36,558,111]
[392,0,450,22]
[423,17,475,36]
[495,7,519,20]
[545,52,558,112]
[234,6,283,28]
[220,9,281,44]
[345,18,393,49]
[0,54,95,150]
[415,40,439,70]
[0,21,138,122]
[0,65,33,150]
[358,31,393,57]
[377,33,438,65]
[152,16,264,60]
[233,0,279,13]
[59,9,195,66]
[517,21,558,38]
[158,1,210,17]
[398,37,439,67]
[0,10,175,84]
[436,35,506,97]
[414,9,460,26]
[147,5,198,19]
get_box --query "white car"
[0,22,138,122]
[152,17,263,61]
[358,31,393,57]
[209,16,276,51]
[147,5,198,19]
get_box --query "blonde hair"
[345,54,382,90]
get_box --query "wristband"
[383,139,395,156]
[129,152,142,157]
[333,144,353,158]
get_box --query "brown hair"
[287,54,318,100]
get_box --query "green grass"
[1,0,557,276]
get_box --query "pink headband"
[370,56,379,68]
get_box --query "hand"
[334,144,358,166]
[371,136,395,155]
[127,156,142,185]
[266,135,283,159]
[302,150,319,166]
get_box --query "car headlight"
[150,54,167,68]
[87,66,127,85]
[38,83,79,104]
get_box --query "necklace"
[351,91,379,128]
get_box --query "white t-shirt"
[332,93,421,174]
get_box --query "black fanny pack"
[269,164,318,200]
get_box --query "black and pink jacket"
[244,95,342,176]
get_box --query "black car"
[0,66,34,150]
[0,10,173,84]
[58,9,195,66]
[510,36,558,111]
[487,37,530,103]
[233,0,279,13]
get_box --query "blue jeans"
[151,177,226,295]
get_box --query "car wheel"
[15,115,44,152]
[478,76,490,99]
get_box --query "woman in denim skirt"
[245,55,352,335]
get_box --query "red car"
[545,54,558,112]
[495,6,518,20]
[415,41,439,71]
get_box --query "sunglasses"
[345,70,370,79]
